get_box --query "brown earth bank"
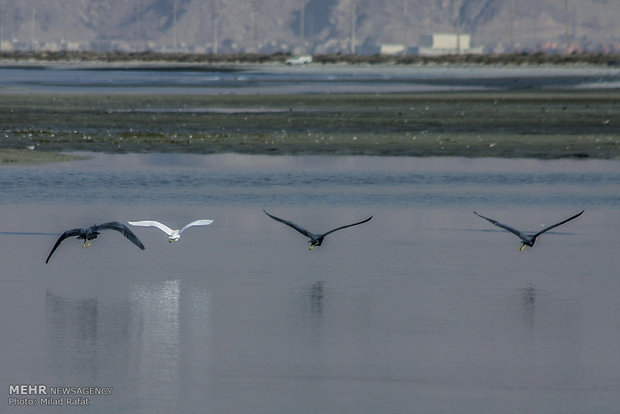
[0,90,618,164]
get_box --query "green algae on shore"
[0,91,618,159]
[0,149,89,165]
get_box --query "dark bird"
[46,222,145,263]
[263,209,372,250]
[474,210,584,251]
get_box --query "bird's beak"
[520,244,526,252]
[168,239,173,243]
[309,245,314,250]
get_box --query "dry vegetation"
[1,51,619,66]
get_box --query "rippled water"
[1,153,618,207]
[2,154,620,414]
[1,65,618,94]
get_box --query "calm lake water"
[1,153,619,413]
[1,64,619,94]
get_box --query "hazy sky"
[1,0,618,53]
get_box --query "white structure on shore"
[418,33,483,55]
[380,44,406,55]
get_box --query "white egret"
[128,219,214,242]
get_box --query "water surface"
[1,65,618,94]
[1,154,619,413]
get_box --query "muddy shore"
[1,90,618,163]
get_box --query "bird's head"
[168,231,181,243]
[520,239,535,251]
[86,231,100,240]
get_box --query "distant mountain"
[1,0,618,53]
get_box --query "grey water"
[1,65,619,94]
[1,153,620,413]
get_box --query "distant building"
[63,41,83,51]
[418,33,483,55]
[380,43,406,55]
[39,41,61,51]
[0,40,12,51]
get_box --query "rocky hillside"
[2,0,618,53]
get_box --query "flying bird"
[473,210,584,251]
[263,209,372,250]
[128,219,214,242]
[46,222,145,263]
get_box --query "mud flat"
[1,90,618,163]
[0,149,88,164]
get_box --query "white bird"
[128,219,214,242]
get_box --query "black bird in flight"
[46,222,145,263]
[263,210,372,250]
[474,210,584,251]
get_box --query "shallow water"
[1,154,620,413]
[1,65,619,94]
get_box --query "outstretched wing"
[96,222,145,250]
[533,210,584,238]
[128,220,175,236]
[321,216,373,237]
[179,219,214,234]
[263,210,312,238]
[474,211,525,239]
[45,228,81,264]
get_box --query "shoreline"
[1,60,618,163]
[1,50,619,67]
[1,90,618,163]
[0,149,89,165]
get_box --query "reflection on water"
[521,283,536,331]
[46,291,98,376]
[2,154,620,414]
[308,281,325,315]
[129,280,180,405]
[43,280,200,412]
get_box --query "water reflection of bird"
[128,219,214,242]
[474,210,584,251]
[309,281,325,314]
[521,283,536,331]
[46,222,145,263]
[263,210,372,250]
